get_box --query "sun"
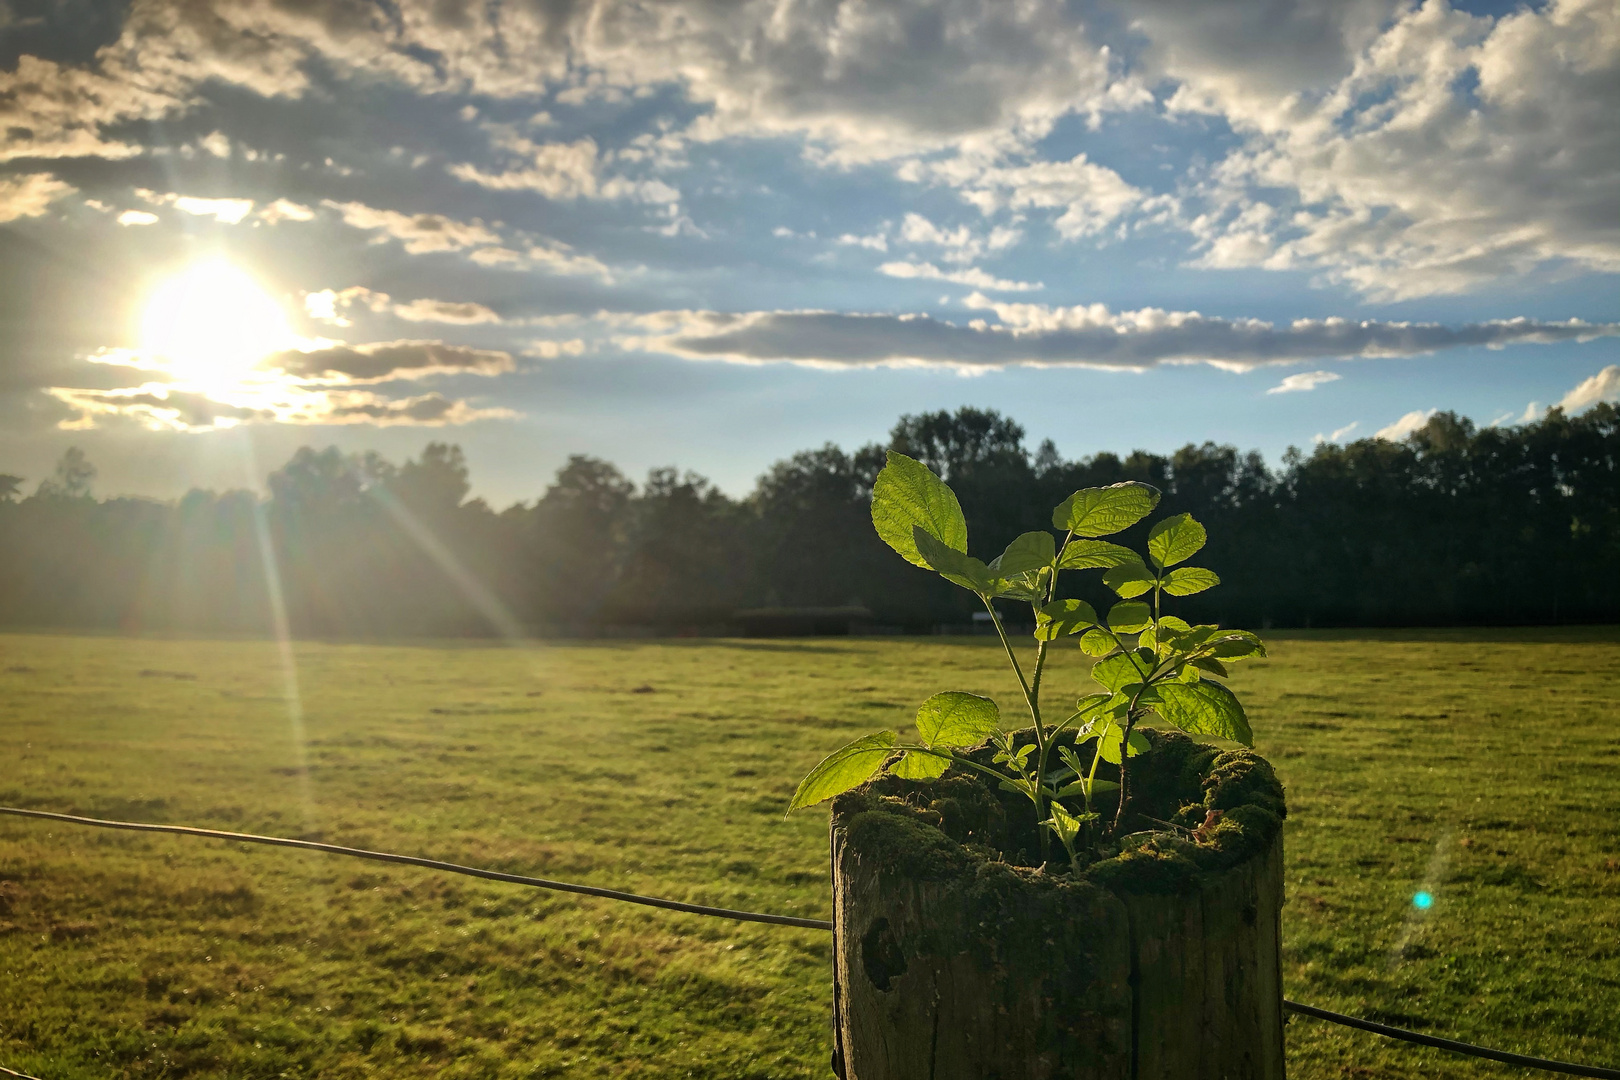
[141,260,294,389]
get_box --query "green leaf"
[1089,652,1144,693]
[1055,540,1141,570]
[1206,631,1268,662]
[1078,628,1117,657]
[915,691,1001,748]
[1102,561,1156,598]
[1107,601,1152,633]
[992,531,1056,577]
[788,731,898,811]
[1053,483,1162,537]
[1057,778,1119,798]
[871,452,967,569]
[1034,599,1099,641]
[1162,566,1220,596]
[992,572,1042,602]
[1152,679,1253,745]
[1097,724,1150,765]
[891,750,950,780]
[1190,656,1230,679]
[1043,801,1083,845]
[914,527,995,594]
[1146,513,1206,569]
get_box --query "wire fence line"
[2,805,1617,1080]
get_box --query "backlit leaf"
[915,691,1001,748]
[1162,566,1220,596]
[1146,513,1206,569]
[1107,601,1152,633]
[1052,483,1162,538]
[891,750,950,780]
[1207,631,1268,661]
[1056,540,1140,570]
[992,531,1057,577]
[1057,778,1120,798]
[1152,679,1253,745]
[871,452,967,568]
[789,731,898,811]
[1102,561,1156,598]
[1089,652,1144,693]
[914,527,995,594]
[1097,724,1150,764]
[1035,599,1099,641]
[1078,628,1117,656]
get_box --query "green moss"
[837,727,1287,898]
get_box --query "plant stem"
[980,594,1049,864]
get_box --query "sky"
[1,0,1616,506]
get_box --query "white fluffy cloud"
[628,304,1620,371]
[0,173,74,222]
[1180,0,1620,298]
[323,200,501,254]
[1267,370,1341,394]
[1557,365,1620,413]
[1374,409,1438,441]
[878,261,1042,293]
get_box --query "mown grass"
[1,628,1617,1078]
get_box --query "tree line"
[1,403,1615,636]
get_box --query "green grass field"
[1,629,1617,1078]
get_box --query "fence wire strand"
[3,804,1617,1079]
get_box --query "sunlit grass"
[1,629,1617,1078]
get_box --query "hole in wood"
[860,916,907,992]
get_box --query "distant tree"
[392,442,471,515]
[0,475,21,501]
[889,407,1028,481]
[36,447,95,499]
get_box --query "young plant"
[788,451,1267,869]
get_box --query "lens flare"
[141,260,293,389]
[1413,891,1434,910]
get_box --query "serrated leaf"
[871,452,967,569]
[1102,561,1156,598]
[1043,800,1083,845]
[1078,627,1117,657]
[992,531,1056,577]
[1056,539,1141,570]
[1206,631,1268,661]
[1162,566,1220,596]
[915,691,1001,748]
[993,572,1042,602]
[789,731,898,811]
[1147,513,1206,569]
[1107,601,1152,633]
[914,526,995,594]
[891,750,950,780]
[1089,652,1145,693]
[1053,483,1162,537]
[1097,725,1151,764]
[1035,599,1099,641]
[1152,679,1253,745]
[1190,656,1230,678]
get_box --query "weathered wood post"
[829,731,1286,1080]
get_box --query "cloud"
[0,173,75,222]
[878,261,1042,293]
[1375,409,1438,441]
[116,209,159,226]
[1556,364,1620,413]
[524,339,587,359]
[1267,370,1341,394]
[48,382,513,431]
[1178,0,1620,298]
[450,135,602,199]
[135,189,255,223]
[258,198,315,224]
[910,153,1152,239]
[632,304,1620,371]
[1313,420,1361,444]
[0,54,177,162]
[392,299,502,325]
[267,340,514,384]
[323,200,500,254]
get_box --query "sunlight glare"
[141,261,293,388]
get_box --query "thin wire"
[0,1066,45,1080]
[5,806,1617,1078]
[0,806,831,931]
[1284,999,1620,1079]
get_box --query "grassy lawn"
[1,628,1617,1078]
